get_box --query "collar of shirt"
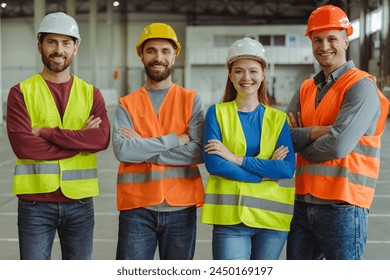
[314,60,356,90]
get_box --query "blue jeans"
[286,201,368,260]
[17,198,95,260]
[212,224,288,260]
[116,206,197,260]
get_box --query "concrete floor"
[1,105,390,260]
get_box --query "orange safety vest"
[116,84,204,211]
[296,68,389,208]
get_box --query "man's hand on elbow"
[32,127,41,137]
[119,127,141,139]
[288,112,303,128]
[178,133,190,145]
[309,125,332,141]
[82,115,102,130]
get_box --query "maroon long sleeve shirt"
[6,75,111,202]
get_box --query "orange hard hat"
[305,5,353,38]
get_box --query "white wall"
[190,65,226,108]
[2,19,37,88]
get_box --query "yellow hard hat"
[136,23,181,57]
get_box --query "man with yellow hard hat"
[286,5,389,260]
[112,23,205,260]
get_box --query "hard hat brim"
[226,55,268,69]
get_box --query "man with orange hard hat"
[112,23,205,260]
[286,5,389,259]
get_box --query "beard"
[144,62,173,82]
[41,51,73,73]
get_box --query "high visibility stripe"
[165,167,201,178]
[14,164,60,175]
[241,196,294,215]
[62,169,98,181]
[204,193,238,205]
[275,178,295,188]
[204,193,294,215]
[118,167,201,184]
[15,164,97,181]
[297,165,377,189]
[353,143,380,158]
[118,171,164,184]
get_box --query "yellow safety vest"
[13,74,99,199]
[201,101,295,231]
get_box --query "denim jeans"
[17,198,95,260]
[286,201,368,260]
[116,206,197,260]
[212,224,288,260]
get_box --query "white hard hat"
[226,37,267,68]
[37,12,80,41]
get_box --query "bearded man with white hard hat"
[6,12,110,260]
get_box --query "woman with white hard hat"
[200,37,296,260]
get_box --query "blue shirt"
[203,104,295,183]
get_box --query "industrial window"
[214,35,246,47]
[273,35,286,46]
[259,35,271,46]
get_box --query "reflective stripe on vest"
[15,163,60,175]
[14,74,99,199]
[204,193,294,215]
[62,169,98,181]
[116,85,204,210]
[117,166,201,184]
[15,164,97,180]
[201,101,295,231]
[296,165,377,189]
[297,68,389,208]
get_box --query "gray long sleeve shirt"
[286,61,380,162]
[112,85,205,211]
[286,61,381,204]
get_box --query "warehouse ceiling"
[0,0,382,25]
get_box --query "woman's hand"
[271,145,289,160]
[204,139,243,166]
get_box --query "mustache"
[147,62,166,67]
[49,53,67,59]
